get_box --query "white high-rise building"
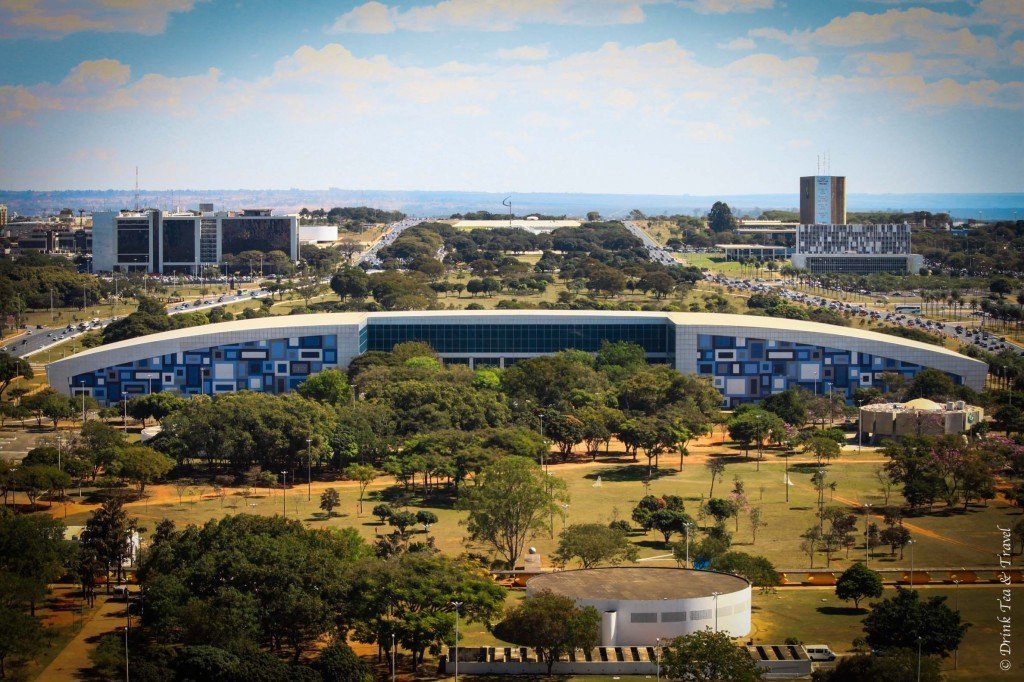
[91,207,298,274]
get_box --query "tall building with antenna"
[799,175,846,225]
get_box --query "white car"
[804,645,837,661]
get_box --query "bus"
[894,304,922,315]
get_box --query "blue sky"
[0,0,1021,195]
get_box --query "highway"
[622,220,682,266]
[357,217,422,267]
[3,288,275,360]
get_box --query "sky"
[0,0,1022,196]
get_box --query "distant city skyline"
[1,1,1022,195]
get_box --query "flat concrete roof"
[527,567,748,600]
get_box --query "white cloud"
[718,37,756,50]
[326,1,395,33]
[679,0,772,14]
[1013,41,1024,66]
[328,0,650,34]
[751,8,997,60]
[495,44,551,61]
[0,0,203,38]
[0,58,221,121]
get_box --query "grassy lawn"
[44,443,1023,681]
[751,585,1023,682]
[58,441,1022,575]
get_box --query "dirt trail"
[794,480,991,555]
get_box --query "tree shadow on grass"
[582,465,675,483]
[375,485,458,511]
[817,606,867,617]
[790,463,828,474]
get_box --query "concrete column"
[601,610,617,647]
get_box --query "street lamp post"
[122,392,128,429]
[712,591,720,632]
[451,600,463,682]
[306,437,312,501]
[953,577,962,670]
[684,522,693,568]
[656,638,661,681]
[280,471,287,516]
[908,539,916,590]
[916,636,922,682]
[392,633,396,682]
[80,381,86,423]
[864,503,872,566]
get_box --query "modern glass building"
[46,311,988,407]
[91,208,298,274]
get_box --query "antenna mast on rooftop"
[134,166,140,211]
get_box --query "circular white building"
[527,567,751,646]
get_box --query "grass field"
[56,437,1021,575]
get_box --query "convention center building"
[46,311,988,407]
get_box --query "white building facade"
[46,311,988,408]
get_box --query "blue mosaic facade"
[71,335,337,403]
[696,334,937,407]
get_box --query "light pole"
[280,471,287,516]
[952,577,962,670]
[80,381,86,423]
[538,412,547,473]
[450,600,463,681]
[907,539,916,590]
[392,633,396,682]
[122,392,128,429]
[863,503,872,566]
[916,635,922,682]
[656,637,661,681]
[683,522,693,568]
[712,591,720,632]
[306,437,312,501]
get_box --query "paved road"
[357,217,423,267]
[623,220,681,266]
[5,288,275,360]
[705,274,1024,358]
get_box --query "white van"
[804,645,837,662]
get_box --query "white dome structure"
[527,567,751,646]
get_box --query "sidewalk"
[40,595,125,681]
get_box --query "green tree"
[415,510,438,532]
[0,607,43,678]
[0,514,71,616]
[835,563,884,609]
[320,488,341,518]
[904,368,957,401]
[493,590,601,676]
[708,201,737,233]
[710,552,780,589]
[553,523,638,568]
[349,553,505,671]
[371,503,393,525]
[297,369,353,405]
[314,642,372,682]
[344,464,376,515]
[651,508,694,546]
[81,498,137,590]
[14,465,70,509]
[126,392,186,426]
[863,587,968,657]
[661,629,763,682]
[0,353,32,402]
[459,456,568,568]
[804,435,841,466]
[812,650,941,682]
[112,445,173,495]
[706,458,726,497]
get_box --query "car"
[804,645,837,662]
